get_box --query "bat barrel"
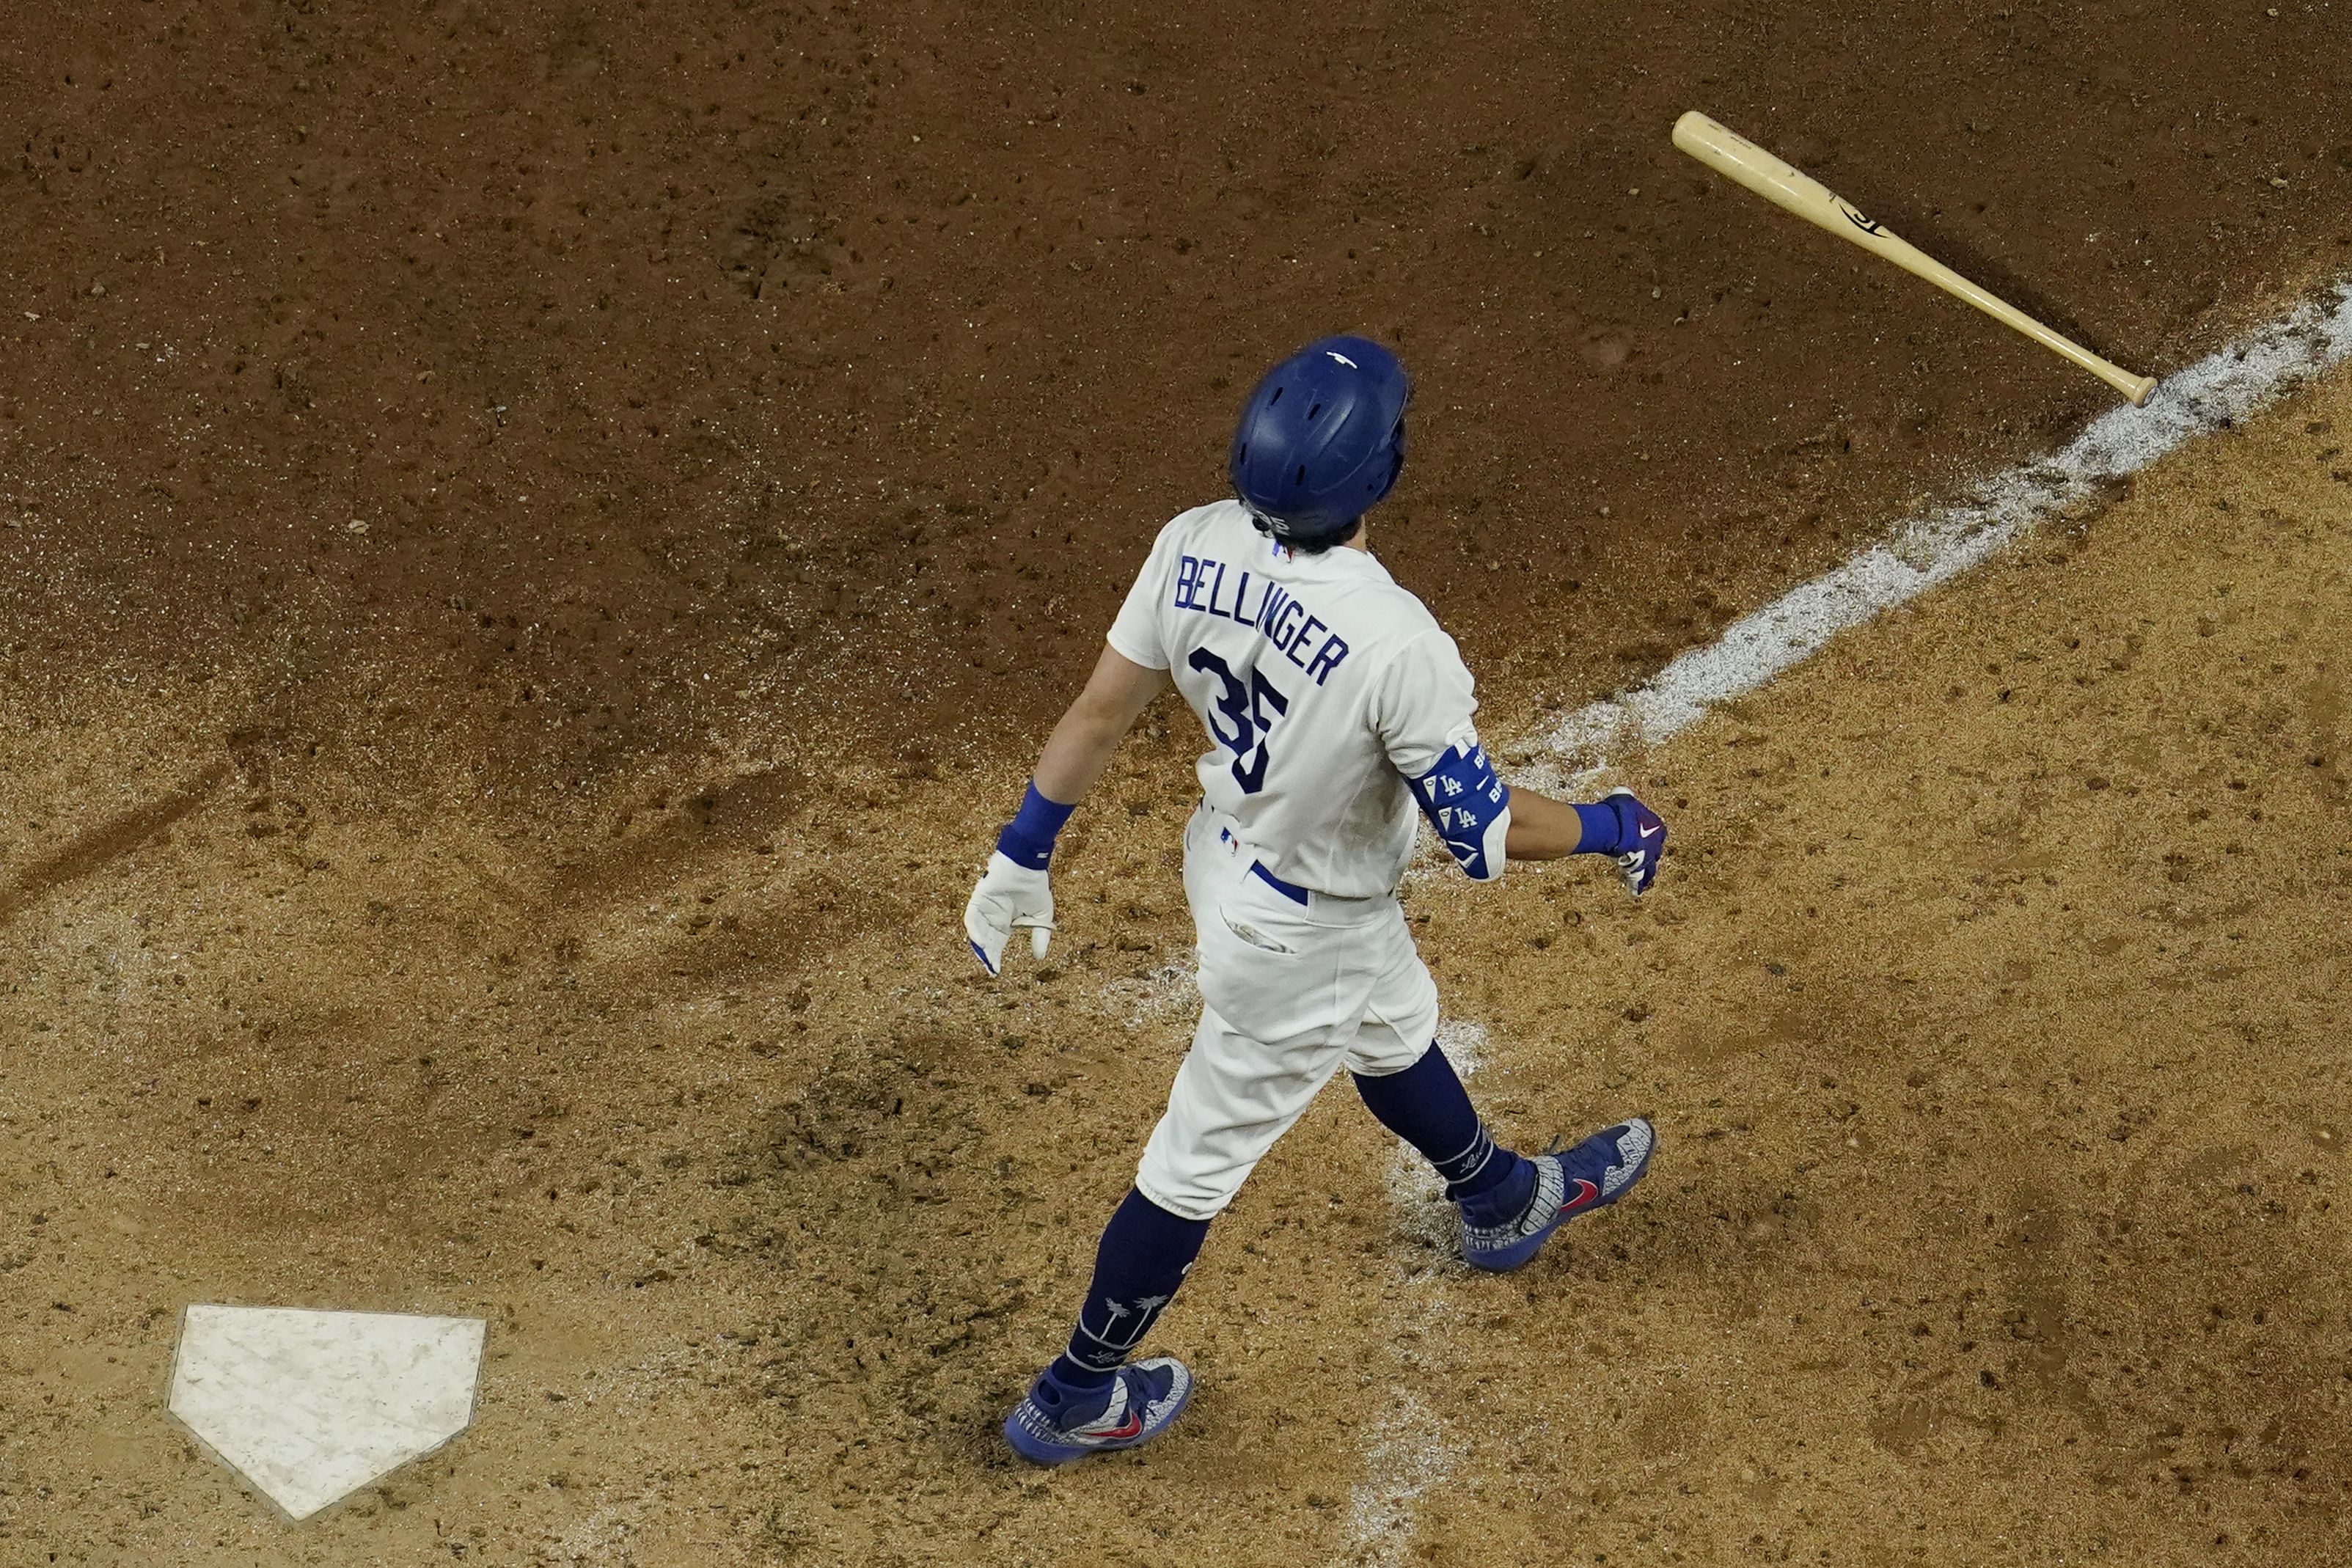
[1672,111,1850,240]
[1674,110,2158,407]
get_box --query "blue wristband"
[1572,800,1624,856]
[996,781,1076,869]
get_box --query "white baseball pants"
[1135,805,1440,1221]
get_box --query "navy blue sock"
[1353,1044,1536,1227]
[1050,1188,1211,1391]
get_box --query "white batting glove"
[963,851,1055,976]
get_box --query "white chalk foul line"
[1545,282,2352,769]
[1342,1393,1462,1567]
[1351,279,2352,1556]
[1344,1019,1488,1564]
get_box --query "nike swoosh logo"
[1561,1178,1601,1212]
[1638,823,1660,839]
[1097,1410,1144,1441]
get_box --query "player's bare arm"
[961,647,1166,976]
[1031,647,1169,805]
[1500,786,1583,859]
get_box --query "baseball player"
[964,337,1664,1466]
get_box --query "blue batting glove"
[1571,788,1668,895]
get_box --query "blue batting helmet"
[1228,335,1410,544]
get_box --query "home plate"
[167,1305,487,1521]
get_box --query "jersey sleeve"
[1104,518,1182,670]
[1374,630,1511,880]
[1372,629,1480,776]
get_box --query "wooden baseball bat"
[1672,110,2157,407]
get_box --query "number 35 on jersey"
[1187,648,1286,795]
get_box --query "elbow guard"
[1408,734,1512,881]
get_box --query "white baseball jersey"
[1107,500,1498,898]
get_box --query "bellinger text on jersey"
[1170,549,1352,687]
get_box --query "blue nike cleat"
[1003,1357,1194,1466]
[1461,1118,1655,1272]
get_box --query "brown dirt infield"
[4,3,2352,1564]
[7,352,2351,1568]
[5,1,2352,771]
